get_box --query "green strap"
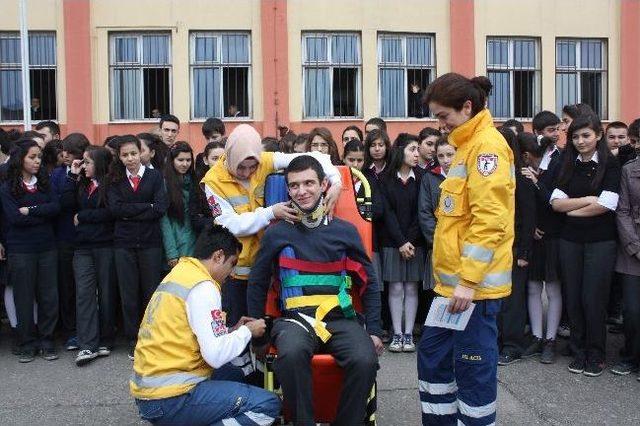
[282,274,345,288]
[338,289,355,318]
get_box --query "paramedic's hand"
[245,318,267,338]
[231,316,257,332]
[272,201,299,222]
[0,243,5,260]
[324,182,342,221]
[448,284,475,314]
[371,335,384,356]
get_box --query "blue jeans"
[136,365,281,425]
[417,300,501,426]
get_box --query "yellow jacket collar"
[448,109,494,149]
[179,257,221,291]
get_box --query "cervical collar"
[291,196,326,228]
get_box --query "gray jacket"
[616,157,640,276]
[418,168,445,289]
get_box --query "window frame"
[0,31,57,124]
[189,31,253,121]
[485,36,541,120]
[555,37,608,119]
[377,32,437,119]
[108,31,173,122]
[301,31,362,120]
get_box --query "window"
[555,38,607,118]
[109,33,171,120]
[0,32,57,122]
[378,33,435,118]
[190,32,251,120]
[486,37,541,119]
[302,32,361,119]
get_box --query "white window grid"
[302,32,362,119]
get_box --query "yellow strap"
[284,295,341,343]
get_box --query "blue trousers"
[136,365,281,425]
[417,300,501,426]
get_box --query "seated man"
[130,224,280,425]
[248,156,384,426]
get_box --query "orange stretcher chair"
[261,166,376,425]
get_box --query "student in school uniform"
[378,133,425,353]
[551,114,622,377]
[1,140,60,363]
[62,146,117,366]
[107,135,169,360]
[417,127,442,170]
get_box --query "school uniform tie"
[87,180,98,196]
[129,176,141,192]
[22,181,37,193]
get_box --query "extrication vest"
[277,246,368,342]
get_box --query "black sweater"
[61,178,114,249]
[247,218,382,337]
[514,173,536,261]
[188,182,213,234]
[107,168,168,249]
[362,167,385,252]
[378,167,425,249]
[0,182,60,253]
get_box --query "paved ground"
[0,332,638,425]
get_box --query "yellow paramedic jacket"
[200,152,275,280]
[432,108,515,300]
[130,257,218,400]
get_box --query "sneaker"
[610,360,638,376]
[128,345,136,361]
[522,337,543,358]
[568,357,586,374]
[75,349,98,366]
[389,334,403,352]
[540,339,556,364]
[40,347,58,361]
[557,324,570,339]
[97,346,111,357]
[18,348,37,363]
[498,352,521,366]
[65,336,79,351]
[583,360,605,377]
[402,334,415,352]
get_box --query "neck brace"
[291,196,326,228]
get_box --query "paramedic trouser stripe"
[417,300,501,426]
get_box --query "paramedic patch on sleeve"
[210,309,228,337]
[207,195,222,217]
[477,153,498,177]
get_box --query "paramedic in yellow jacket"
[417,73,515,426]
[130,224,281,425]
[201,124,342,327]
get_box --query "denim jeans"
[136,365,281,425]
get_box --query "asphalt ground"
[0,329,638,425]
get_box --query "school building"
[1,0,639,149]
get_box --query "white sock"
[403,282,419,335]
[388,281,404,336]
[4,286,17,328]
[527,281,544,339]
[545,281,563,340]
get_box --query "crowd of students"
[0,105,638,382]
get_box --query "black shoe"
[522,337,543,358]
[610,360,638,376]
[18,348,37,363]
[498,352,521,366]
[560,343,573,357]
[128,345,135,361]
[540,339,556,364]
[568,357,586,374]
[40,347,58,361]
[583,360,605,377]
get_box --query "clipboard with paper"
[425,296,475,331]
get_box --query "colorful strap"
[281,274,350,289]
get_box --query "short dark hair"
[606,121,628,133]
[35,120,60,137]
[365,117,387,132]
[532,111,560,132]
[284,155,326,184]
[159,114,180,128]
[418,127,441,141]
[62,133,91,159]
[628,119,640,139]
[502,119,524,134]
[193,223,242,260]
[202,117,225,138]
[23,130,45,142]
[262,137,279,152]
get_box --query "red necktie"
[87,181,98,196]
[129,176,141,192]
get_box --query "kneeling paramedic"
[248,155,384,426]
[130,224,281,425]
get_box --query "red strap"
[279,257,347,274]
[345,258,368,295]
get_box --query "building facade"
[0,0,638,150]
